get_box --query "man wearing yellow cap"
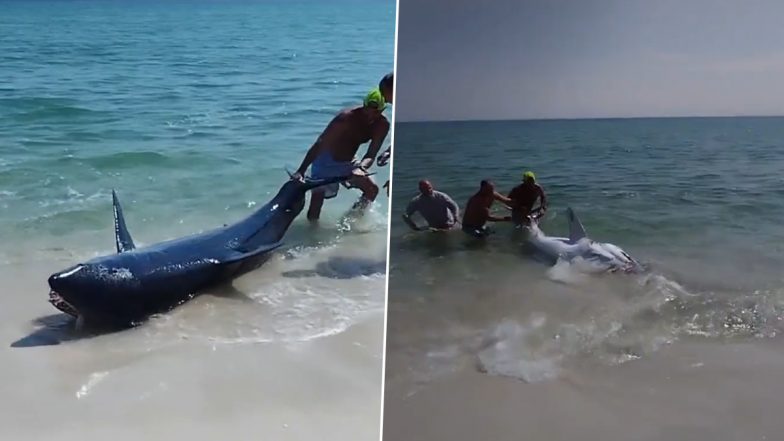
[507,170,548,226]
[291,87,390,221]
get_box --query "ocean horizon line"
[395,114,784,124]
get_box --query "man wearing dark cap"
[379,72,393,104]
[377,72,394,195]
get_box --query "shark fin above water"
[112,189,136,253]
[566,207,588,242]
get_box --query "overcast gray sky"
[394,0,784,121]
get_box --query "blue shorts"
[311,152,357,199]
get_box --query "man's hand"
[358,157,374,170]
[377,148,391,167]
[290,171,306,182]
[352,166,369,177]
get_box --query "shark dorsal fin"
[566,207,588,242]
[112,190,136,253]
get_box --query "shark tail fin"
[112,190,136,253]
[566,207,588,242]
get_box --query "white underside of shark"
[524,207,643,274]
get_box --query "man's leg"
[462,223,489,238]
[349,175,379,213]
[307,189,326,221]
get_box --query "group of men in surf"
[290,73,393,222]
[402,171,548,238]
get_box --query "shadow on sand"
[10,283,255,348]
[10,314,126,348]
[281,256,386,280]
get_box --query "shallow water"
[386,117,784,389]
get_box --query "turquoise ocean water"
[387,117,784,385]
[0,0,394,262]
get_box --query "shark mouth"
[49,290,79,317]
[607,261,643,275]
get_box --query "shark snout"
[48,264,87,291]
[48,264,90,317]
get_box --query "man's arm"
[533,185,548,212]
[377,145,391,167]
[444,194,460,223]
[358,118,390,170]
[294,138,323,178]
[294,116,341,178]
[488,213,512,222]
[485,206,511,222]
[402,214,422,231]
[402,199,423,231]
[493,191,513,210]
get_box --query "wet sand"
[384,337,784,441]
[1,239,385,440]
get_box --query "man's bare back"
[318,107,389,164]
[461,180,512,237]
[463,193,493,227]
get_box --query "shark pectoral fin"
[221,242,284,264]
[208,284,257,303]
[112,190,136,253]
[284,166,297,180]
[566,207,588,242]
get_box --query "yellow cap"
[363,88,386,111]
[523,171,536,182]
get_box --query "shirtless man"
[461,180,513,238]
[292,88,390,220]
[508,171,548,226]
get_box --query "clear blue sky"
[395,0,784,121]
